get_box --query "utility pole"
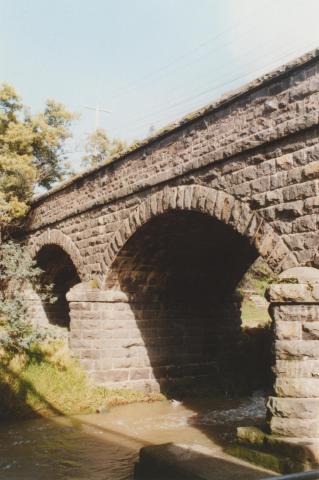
[83,105,111,130]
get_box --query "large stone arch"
[68,184,283,392]
[102,185,296,277]
[28,229,86,281]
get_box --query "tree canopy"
[0,83,75,225]
[82,128,126,168]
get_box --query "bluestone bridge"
[23,49,319,441]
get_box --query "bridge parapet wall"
[26,50,319,279]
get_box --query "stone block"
[275,377,319,397]
[267,284,319,303]
[103,369,129,382]
[272,304,319,323]
[129,368,151,380]
[303,322,319,339]
[267,396,319,419]
[237,425,319,469]
[275,321,301,340]
[270,417,319,438]
[79,349,101,360]
[275,359,319,378]
[112,357,135,369]
[275,340,319,360]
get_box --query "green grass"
[241,300,271,329]
[0,341,164,419]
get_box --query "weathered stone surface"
[67,283,129,303]
[275,377,319,397]
[275,340,319,360]
[267,396,319,419]
[267,268,319,440]
[237,426,319,471]
[21,50,319,394]
[271,305,319,323]
[275,321,301,340]
[267,284,319,303]
[279,266,319,283]
[275,359,319,378]
[303,322,319,339]
[270,417,319,438]
[136,442,273,480]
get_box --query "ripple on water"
[0,393,267,480]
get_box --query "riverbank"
[0,341,163,420]
[0,394,273,479]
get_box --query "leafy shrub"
[0,241,52,356]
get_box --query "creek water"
[0,393,268,480]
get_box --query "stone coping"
[31,47,319,207]
[279,268,319,284]
[266,268,319,303]
[66,282,243,304]
[66,284,129,303]
[266,284,319,303]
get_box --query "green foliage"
[237,258,275,297]
[0,340,164,418]
[0,82,76,224]
[241,301,270,328]
[0,241,51,355]
[82,128,126,168]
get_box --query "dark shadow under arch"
[36,245,81,329]
[106,210,272,396]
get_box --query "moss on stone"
[227,445,309,474]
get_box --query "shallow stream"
[0,393,267,480]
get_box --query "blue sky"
[2,0,319,172]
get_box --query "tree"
[0,83,76,226]
[82,128,126,168]
[0,241,53,356]
[0,83,75,354]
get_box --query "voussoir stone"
[24,51,319,395]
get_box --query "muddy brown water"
[0,394,269,480]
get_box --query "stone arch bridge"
[21,51,319,438]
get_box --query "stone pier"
[66,281,243,394]
[22,49,319,397]
[267,267,319,439]
[237,267,319,472]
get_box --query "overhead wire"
[115,27,288,128]
[117,38,319,137]
[106,0,269,102]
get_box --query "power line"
[83,104,111,129]
[115,28,289,129]
[118,39,318,137]
[106,0,269,102]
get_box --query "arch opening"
[36,245,81,329]
[106,211,272,396]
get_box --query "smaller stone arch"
[28,229,86,281]
[101,185,297,276]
